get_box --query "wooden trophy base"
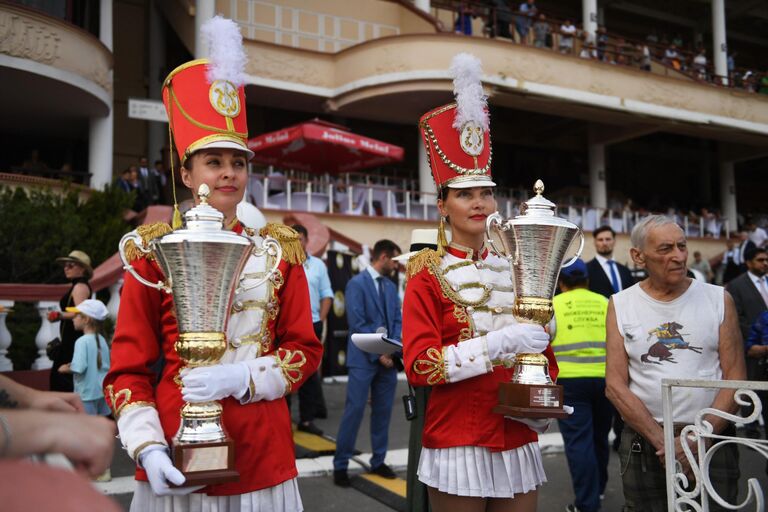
[492,382,570,419]
[171,439,239,487]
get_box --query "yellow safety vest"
[551,288,608,378]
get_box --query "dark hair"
[745,247,767,262]
[291,224,308,238]
[560,274,588,288]
[593,225,616,238]
[372,239,401,260]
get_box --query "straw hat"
[56,250,93,277]
[393,229,441,262]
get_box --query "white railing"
[0,289,123,372]
[246,173,732,238]
[662,379,768,511]
[230,0,400,52]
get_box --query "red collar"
[445,242,489,261]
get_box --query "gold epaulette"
[406,248,441,279]
[123,222,173,263]
[259,223,306,266]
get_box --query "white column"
[32,301,59,370]
[418,137,436,203]
[106,278,123,321]
[89,0,114,190]
[413,0,430,13]
[711,0,728,85]
[0,301,14,371]
[582,0,598,41]
[719,160,737,232]
[195,0,217,58]
[588,143,607,209]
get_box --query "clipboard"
[350,333,403,355]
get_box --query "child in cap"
[58,299,111,418]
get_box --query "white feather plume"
[201,16,247,86]
[450,53,489,131]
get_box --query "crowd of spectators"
[113,156,169,213]
[446,1,768,93]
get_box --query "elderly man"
[606,215,745,512]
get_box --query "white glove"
[140,446,204,496]
[181,362,250,402]
[506,405,574,434]
[486,323,550,359]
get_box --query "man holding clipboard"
[333,240,402,487]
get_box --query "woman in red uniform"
[402,54,557,511]
[103,17,320,511]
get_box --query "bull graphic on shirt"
[640,321,703,365]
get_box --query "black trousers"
[287,321,327,423]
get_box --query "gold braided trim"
[275,349,307,392]
[458,327,473,342]
[105,385,157,419]
[259,223,306,266]
[491,358,515,369]
[132,440,167,462]
[406,249,491,307]
[453,281,490,292]
[184,134,249,162]
[231,299,269,315]
[163,58,208,85]
[453,304,468,324]
[169,85,248,139]
[473,305,515,315]
[421,121,493,176]
[413,347,447,385]
[443,260,475,273]
[123,222,173,263]
[178,332,226,342]
[247,375,256,401]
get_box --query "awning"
[247,119,404,174]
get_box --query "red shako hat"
[419,53,495,189]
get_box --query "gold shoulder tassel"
[259,223,306,266]
[406,248,440,279]
[437,216,449,257]
[124,222,173,263]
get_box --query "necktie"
[758,278,768,307]
[377,276,390,331]
[608,260,621,294]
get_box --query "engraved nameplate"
[530,387,560,408]
[181,446,229,473]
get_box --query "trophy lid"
[184,184,225,231]
[520,180,556,218]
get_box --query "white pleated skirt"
[417,443,546,498]
[129,478,302,512]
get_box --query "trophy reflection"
[118,184,280,485]
[486,180,584,419]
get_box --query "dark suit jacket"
[345,269,402,369]
[726,272,767,341]
[587,258,635,298]
[737,240,757,273]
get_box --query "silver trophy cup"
[486,180,584,418]
[118,184,281,485]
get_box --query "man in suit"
[727,246,768,437]
[333,239,402,487]
[735,230,757,274]
[587,225,635,298]
[137,156,160,205]
[587,225,634,451]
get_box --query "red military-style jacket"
[103,222,321,496]
[403,243,559,451]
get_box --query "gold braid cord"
[413,347,447,385]
[275,349,307,392]
[105,385,156,419]
[259,223,306,266]
[407,249,491,308]
[124,222,173,263]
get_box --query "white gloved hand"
[486,323,550,359]
[181,362,250,402]
[505,405,574,434]
[140,446,204,496]
[508,417,553,434]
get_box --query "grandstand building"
[2,0,768,244]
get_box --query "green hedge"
[1,185,133,369]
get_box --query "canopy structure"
[247,119,404,174]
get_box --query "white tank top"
[612,279,724,424]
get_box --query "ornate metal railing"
[662,378,768,511]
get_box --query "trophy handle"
[237,236,283,293]
[485,212,508,257]
[118,231,171,292]
[561,229,585,268]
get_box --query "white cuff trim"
[241,355,289,403]
[116,406,167,463]
[444,336,493,383]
